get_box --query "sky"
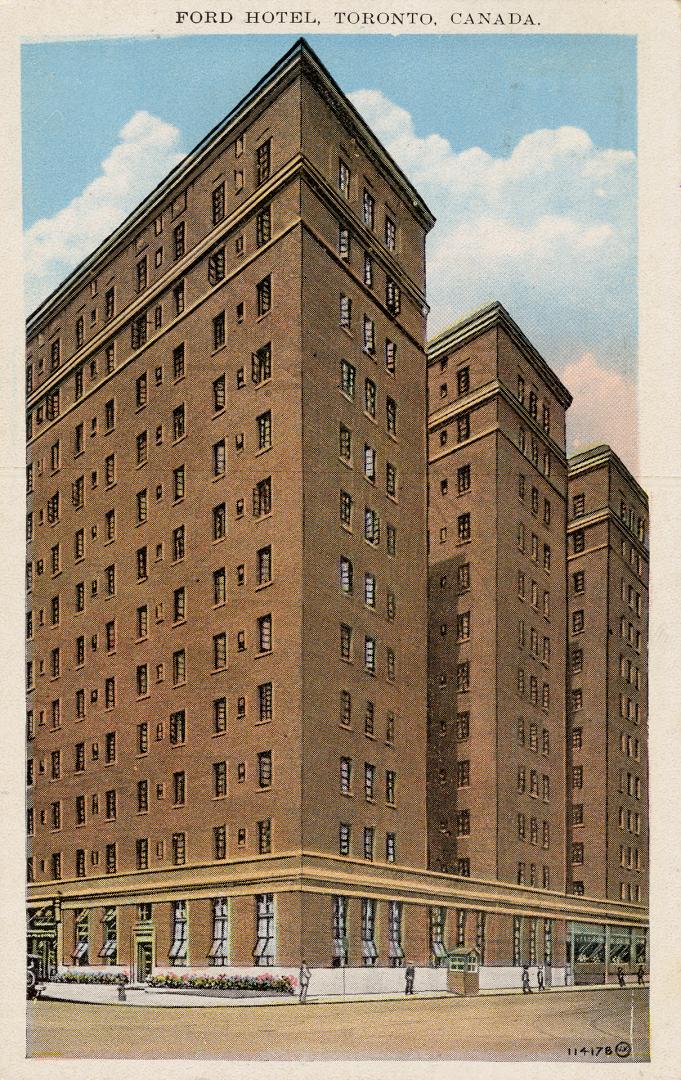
[21,33,638,469]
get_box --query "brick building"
[566,446,649,910]
[25,39,647,991]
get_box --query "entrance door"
[136,941,153,983]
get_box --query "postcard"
[1,1,680,1077]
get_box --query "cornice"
[428,301,573,410]
[568,505,650,562]
[26,39,434,337]
[568,444,649,509]
[27,153,427,423]
[428,378,569,469]
[26,850,648,928]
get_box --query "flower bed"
[51,971,130,985]
[146,972,296,994]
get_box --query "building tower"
[566,446,649,915]
[25,39,434,979]
[426,302,573,964]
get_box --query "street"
[27,987,649,1061]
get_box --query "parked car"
[27,954,43,1000]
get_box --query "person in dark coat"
[617,966,626,988]
[537,967,545,992]
[521,965,532,994]
[637,964,645,986]
[405,964,415,995]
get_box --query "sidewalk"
[38,981,647,1008]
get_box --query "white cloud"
[24,111,185,312]
[349,89,637,364]
[561,352,638,472]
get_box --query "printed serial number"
[567,1043,631,1058]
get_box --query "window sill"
[255,649,273,659]
[255,580,273,592]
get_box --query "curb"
[35,983,648,1009]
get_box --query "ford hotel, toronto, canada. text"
[24,39,648,993]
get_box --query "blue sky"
[21,33,638,467]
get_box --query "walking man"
[521,965,532,994]
[298,961,311,1004]
[405,963,415,996]
[617,966,626,988]
[537,967,545,992]
[637,964,645,986]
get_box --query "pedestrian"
[617,966,626,988]
[405,963,415,995]
[117,972,127,1002]
[521,965,532,994]
[637,964,645,986]
[537,967,545,992]
[298,961,311,1003]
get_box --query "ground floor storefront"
[27,861,648,992]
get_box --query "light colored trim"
[427,301,572,409]
[28,850,648,929]
[428,378,569,468]
[568,445,649,508]
[26,40,434,335]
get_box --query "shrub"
[51,971,130,985]
[145,972,296,993]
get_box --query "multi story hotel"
[25,39,648,991]
[566,447,649,910]
[426,303,571,898]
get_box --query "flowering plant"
[146,972,296,993]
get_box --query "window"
[253,476,272,517]
[457,512,471,543]
[212,311,226,350]
[364,635,376,673]
[339,293,352,329]
[206,246,226,288]
[169,900,187,965]
[341,359,356,398]
[573,529,585,554]
[257,410,272,450]
[253,894,275,966]
[337,823,352,861]
[212,182,225,225]
[362,188,375,228]
[256,206,272,247]
[364,444,376,482]
[339,425,353,466]
[364,507,380,546]
[340,556,353,594]
[257,614,272,653]
[338,159,350,196]
[457,413,470,441]
[213,760,227,798]
[338,223,350,259]
[172,404,185,441]
[258,818,272,854]
[213,503,226,541]
[457,760,470,787]
[212,375,226,413]
[209,630,227,671]
[173,221,185,260]
[386,770,396,806]
[256,275,272,316]
[386,279,401,316]
[172,649,186,686]
[258,751,272,789]
[172,525,185,561]
[212,697,227,735]
[363,315,375,354]
[256,138,271,185]
[386,397,397,435]
[363,826,375,861]
[572,609,585,635]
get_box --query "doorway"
[135,940,153,984]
